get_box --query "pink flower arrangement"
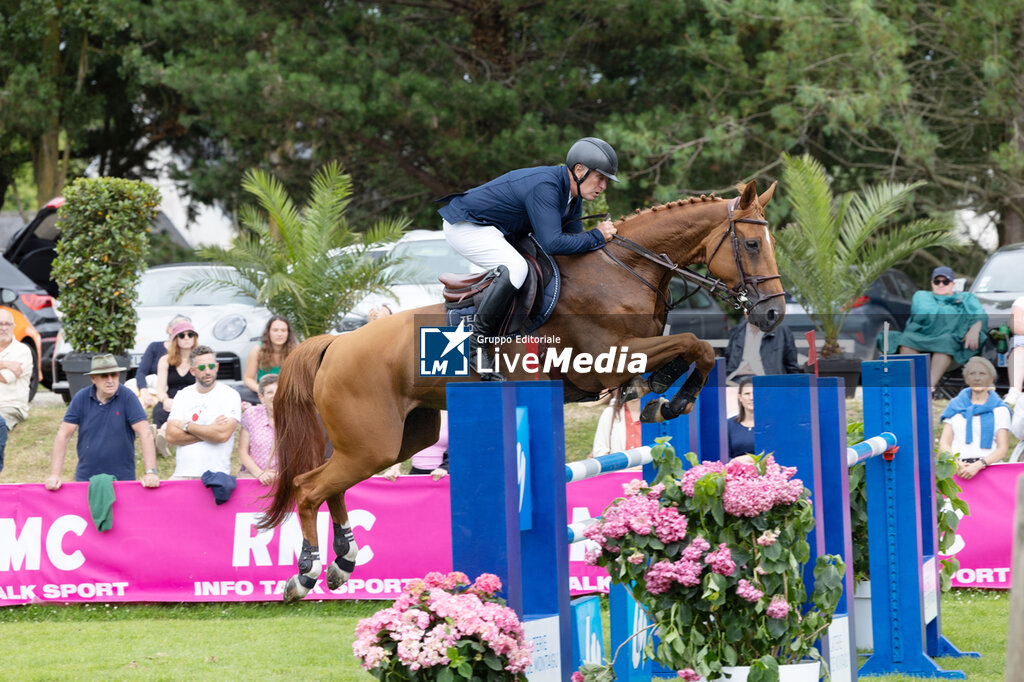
[353,571,532,680]
[577,444,845,682]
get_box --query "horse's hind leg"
[324,492,357,591]
[281,460,338,603]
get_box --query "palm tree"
[192,162,409,338]
[776,154,958,357]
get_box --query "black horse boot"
[470,266,518,381]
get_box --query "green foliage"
[775,154,957,356]
[582,447,844,681]
[51,177,159,354]
[192,163,408,338]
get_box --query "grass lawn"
[0,589,1009,681]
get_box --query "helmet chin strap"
[572,165,592,199]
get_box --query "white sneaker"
[1003,388,1022,406]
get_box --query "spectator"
[238,373,279,486]
[591,379,649,458]
[939,356,1011,479]
[724,309,800,384]
[0,308,33,474]
[131,314,191,409]
[727,376,756,460]
[882,266,987,390]
[1010,399,1024,463]
[1003,295,1023,406]
[243,315,297,400]
[382,411,449,481]
[151,320,199,456]
[44,354,159,489]
[166,345,241,480]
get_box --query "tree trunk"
[33,14,63,206]
[1004,204,1024,246]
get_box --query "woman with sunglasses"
[134,314,191,409]
[152,320,199,454]
[884,266,987,389]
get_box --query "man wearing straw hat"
[45,354,160,489]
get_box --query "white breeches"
[443,220,528,288]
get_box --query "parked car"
[0,256,60,388]
[52,263,271,401]
[663,279,732,346]
[338,230,483,330]
[3,197,63,298]
[779,268,920,360]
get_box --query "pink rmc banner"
[0,474,627,605]
[1,464,1019,605]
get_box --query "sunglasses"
[94,372,120,379]
[176,331,197,339]
[932,277,952,286]
[195,362,218,371]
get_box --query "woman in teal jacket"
[882,266,987,389]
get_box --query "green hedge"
[52,177,159,354]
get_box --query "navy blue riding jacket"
[437,166,606,255]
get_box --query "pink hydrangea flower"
[704,543,736,576]
[682,536,710,561]
[736,579,764,602]
[767,594,790,619]
[678,669,702,681]
[757,529,781,546]
[653,505,688,544]
[571,672,586,682]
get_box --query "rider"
[438,137,620,380]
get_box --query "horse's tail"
[258,334,338,530]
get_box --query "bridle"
[597,197,785,313]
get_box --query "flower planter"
[683,661,821,681]
[816,355,861,398]
[854,580,873,650]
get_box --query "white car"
[338,230,483,330]
[53,263,271,400]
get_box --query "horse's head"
[704,180,786,332]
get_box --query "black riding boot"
[470,266,518,381]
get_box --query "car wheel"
[22,341,39,403]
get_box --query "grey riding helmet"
[566,137,620,183]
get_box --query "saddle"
[439,236,558,337]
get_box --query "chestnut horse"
[260,180,785,602]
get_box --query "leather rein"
[596,197,785,313]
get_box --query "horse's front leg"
[324,493,358,591]
[621,333,716,422]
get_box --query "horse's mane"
[612,193,727,232]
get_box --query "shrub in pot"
[51,177,159,395]
[579,442,844,682]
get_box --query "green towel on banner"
[87,474,117,532]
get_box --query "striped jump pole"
[846,431,897,467]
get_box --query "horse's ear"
[758,181,778,207]
[738,180,758,210]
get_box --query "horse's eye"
[745,239,760,250]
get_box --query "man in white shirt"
[0,308,33,474]
[166,345,241,479]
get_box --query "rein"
[599,197,785,313]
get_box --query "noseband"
[600,197,785,313]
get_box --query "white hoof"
[326,562,351,590]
